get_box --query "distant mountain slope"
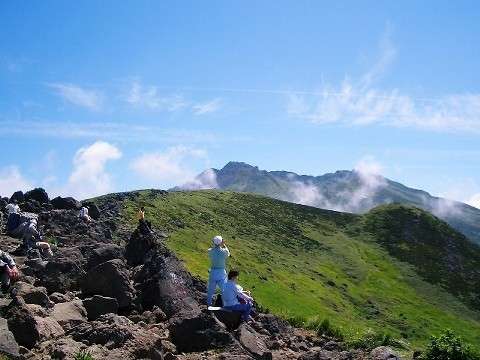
[114,190,480,349]
[175,161,480,245]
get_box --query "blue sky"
[1,1,479,206]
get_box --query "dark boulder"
[51,196,81,210]
[9,191,24,203]
[211,309,242,330]
[83,295,119,320]
[6,297,64,349]
[169,312,233,353]
[20,199,42,213]
[0,198,7,212]
[24,188,49,204]
[0,317,20,358]
[70,314,135,348]
[82,202,101,220]
[125,229,156,266]
[86,244,124,269]
[81,259,134,309]
[236,323,272,360]
[51,300,88,331]
[11,282,51,307]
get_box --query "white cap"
[213,235,223,246]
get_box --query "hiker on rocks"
[79,206,93,222]
[222,270,254,322]
[138,206,152,234]
[0,249,18,292]
[5,201,20,215]
[22,219,53,257]
[207,235,230,306]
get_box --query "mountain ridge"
[176,161,480,245]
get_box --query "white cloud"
[0,166,33,197]
[62,141,122,199]
[193,98,222,115]
[49,83,103,110]
[126,81,187,111]
[286,29,480,133]
[467,194,480,209]
[130,146,208,187]
[289,180,323,207]
[178,168,219,190]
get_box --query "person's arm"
[0,250,16,268]
[222,246,230,257]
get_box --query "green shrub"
[305,317,344,340]
[420,329,480,360]
[284,314,307,328]
[346,328,405,351]
[74,350,94,360]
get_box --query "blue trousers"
[224,303,253,321]
[207,268,226,305]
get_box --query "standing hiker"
[207,235,230,306]
[138,206,152,234]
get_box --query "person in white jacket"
[207,235,230,305]
[222,270,254,322]
[0,249,19,291]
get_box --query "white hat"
[212,235,223,246]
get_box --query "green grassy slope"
[116,190,480,349]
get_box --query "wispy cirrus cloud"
[126,81,187,111]
[49,83,103,110]
[192,98,222,115]
[286,28,480,134]
[126,80,222,115]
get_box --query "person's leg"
[226,303,252,321]
[0,267,10,291]
[206,274,217,306]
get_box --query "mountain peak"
[221,161,258,172]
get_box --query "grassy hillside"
[116,190,480,350]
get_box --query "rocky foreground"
[0,189,401,359]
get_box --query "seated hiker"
[137,206,152,234]
[5,201,20,215]
[22,219,53,257]
[207,235,230,306]
[222,270,254,322]
[0,249,19,292]
[79,206,92,222]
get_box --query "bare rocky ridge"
[0,189,401,359]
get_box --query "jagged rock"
[86,244,124,269]
[49,337,84,360]
[236,323,272,360]
[52,300,88,331]
[21,199,42,213]
[49,292,73,303]
[0,198,7,211]
[125,229,156,266]
[83,202,101,220]
[137,250,200,316]
[10,191,24,203]
[6,298,64,349]
[24,188,49,204]
[211,309,243,330]
[257,313,291,335]
[81,259,134,308]
[83,295,119,320]
[11,281,51,307]
[24,249,84,293]
[370,346,400,360]
[169,312,233,352]
[70,314,135,348]
[0,317,20,358]
[51,196,81,210]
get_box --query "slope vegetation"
[118,190,480,348]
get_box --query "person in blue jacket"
[207,235,230,306]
